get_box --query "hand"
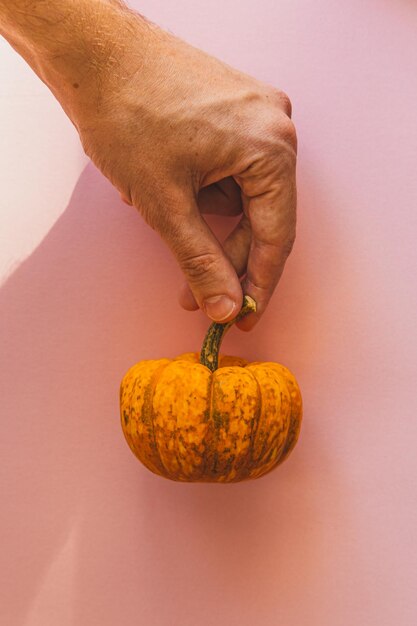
[1,1,297,329]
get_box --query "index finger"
[237,178,297,331]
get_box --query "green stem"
[199,295,257,372]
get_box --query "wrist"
[0,0,154,126]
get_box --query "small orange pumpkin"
[120,297,302,483]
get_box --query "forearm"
[0,0,151,123]
[1,0,297,328]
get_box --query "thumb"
[162,194,243,322]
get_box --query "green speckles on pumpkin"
[119,301,302,483]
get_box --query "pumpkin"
[120,296,302,483]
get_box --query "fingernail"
[203,295,236,322]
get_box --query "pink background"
[1,1,417,625]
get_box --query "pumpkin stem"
[199,295,257,372]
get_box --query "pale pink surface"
[1,1,417,625]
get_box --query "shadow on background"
[0,163,343,625]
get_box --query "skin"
[0,0,297,329]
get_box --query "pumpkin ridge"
[128,374,139,451]
[245,364,292,477]
[163,360,203,480]
[243,367,263,478]
[276,370,302,465]
[207,370,220,478]
[201,371,215,479]
[120,297,302,482]
[119,368,140,460]
[209,370,229,478]
[143,360,172,476]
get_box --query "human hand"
[1,1,297,329]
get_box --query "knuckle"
[265,87,293,117]
[244,88,297,156]
[180,251,220,281]
[277,90,293,117]
[282,232,296,258]
[279,117,297,149]
[260,116,297,157]
[264,119,297,162]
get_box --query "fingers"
[124,177,242,214]
[237,182,297,331]
[222,214,251,275]
[163,192,243,322]
[178,283,199,310]
[178,214,252,312]
[178,176,297,333]
[198,177,242,216]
